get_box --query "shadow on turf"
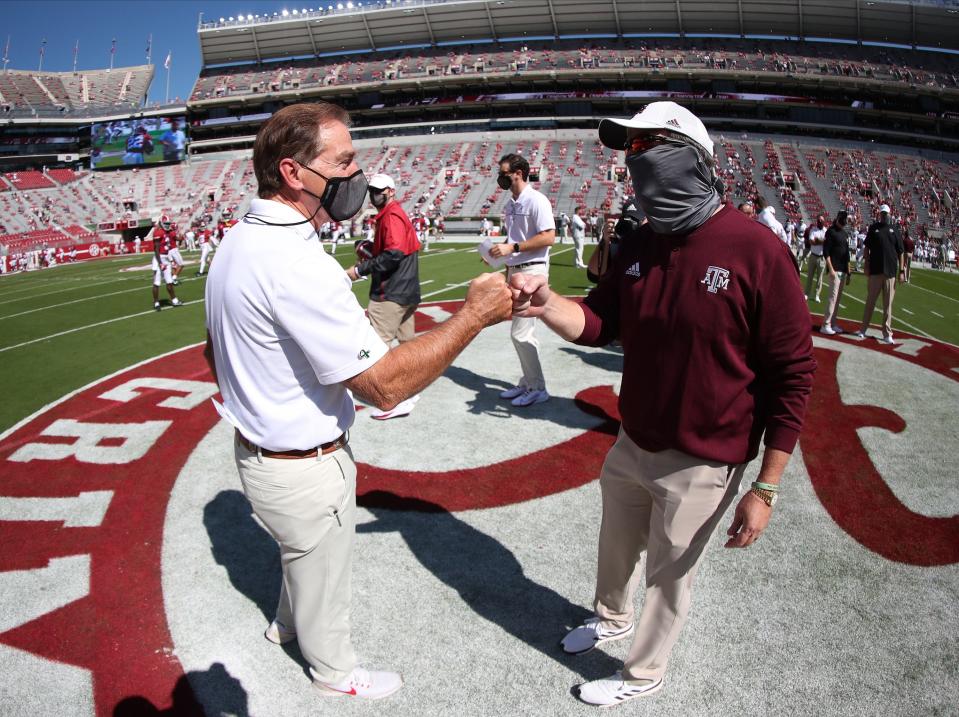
[113,662,249,716]
[358,490,623,680]
[204,489,621,683]
[443,353,622,422]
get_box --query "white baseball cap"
[599,101,714,156]
[369,173,395,190]
[879,203,891,213]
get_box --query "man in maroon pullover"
[510,102,816,707]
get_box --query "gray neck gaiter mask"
[626,144,722,235]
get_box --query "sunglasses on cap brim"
[624,134,685,155]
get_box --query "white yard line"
[0,275,142,306]
[901,308,914,315]
[841,292,933,338]
[931,311,945,318]
[419,279,435,286]
[0,284,154,321]
[421,279,475,299]
[0,299,204,354]
[907,282,959,305]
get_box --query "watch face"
[770,492,778,506]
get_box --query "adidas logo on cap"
[666,118,681,128]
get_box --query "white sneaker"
[852,330,867,339]
[879,336,898,345]
[499,385,526,399]
[820,325,837,335]
[171,298,182,307]
[511,388,549,407]
[560,617,634,655]
[313,667,403,700]
[370,394,419,421]
[577,673,664,706]
[831,325,845,335]
[264,620,296,645]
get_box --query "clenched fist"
[464,272,513,327]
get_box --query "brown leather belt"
[236,430,347,459]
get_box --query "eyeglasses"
[624,134,682,156]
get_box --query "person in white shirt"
[487,152,556,407]
[805,215,827,302]
[755,196,788,245]
[571,205,588,269]
[204,102,511,701]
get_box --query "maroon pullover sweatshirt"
[577,204,816,465]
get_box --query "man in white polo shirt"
[204,102,511,701]
[488,152,556,407]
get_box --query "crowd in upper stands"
[189,38,959,103]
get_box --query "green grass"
[2,244,957,434]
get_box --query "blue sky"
[1,1,314,105]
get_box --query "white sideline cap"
[368,173,395,190]
[879,203,891,214]
[599,101,714,156]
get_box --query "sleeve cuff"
[573,303,603,346]
[763,425,801,454]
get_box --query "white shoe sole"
[578,677,664,707]
[313,679,403,700]
[264,622,296,645]
[562,624,634,655]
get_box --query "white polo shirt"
[503,184,555,267]
[205,198,388,451]
[809,226,827,257]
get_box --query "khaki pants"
[593,429,745,681]
[506,263,549,391]
[804,253,824,299]
[367,299,417,346]
[859,274,897,339]
[235,438,357,684]
[822,271,847,328]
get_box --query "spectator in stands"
[804,215,827,302]
[509,101,815,708]
[821,210,851,335]
[204,102,511,701]
[737,201,755,218]
[854,204,904,345]
[488,152,556,407]
[755,196,788,245]
[347,173,423,420]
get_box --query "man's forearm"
[345,308,485,409]
[756,447,790,486]
[515,229,555,251]
[540,291,587,341]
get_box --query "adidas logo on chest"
[625,262,642,278]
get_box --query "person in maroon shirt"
[510,102,816,707]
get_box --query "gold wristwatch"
[749,487,777,507]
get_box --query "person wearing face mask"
[346,173,423,420]
[507,102,815,707]
[488,152,556,407]
[204,102,512,701]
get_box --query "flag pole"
[146,33,152,65]
[110,38,116,71]
[2,36,10,73]
[165,53,171,103]
[73,41,79,72]
[38,39,46,72]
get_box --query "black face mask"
[298,162,368,222]
[497,173,513,191]
[369,188,389,209]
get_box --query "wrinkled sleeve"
[575,266,621,347]
[755,242,817,453]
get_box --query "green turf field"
[1,243,957,433]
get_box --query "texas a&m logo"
[701,265,730,293]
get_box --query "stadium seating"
[189,38,959,103]
[0,66,154,114]
[3,171,56,190]
[1,134,955,256]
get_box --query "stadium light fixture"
[228,16,234,21]
[282,9,289,16]
[219,17,225,22]
[337,3,343,8]
[292,9,298,14]
[347,1,354,7]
